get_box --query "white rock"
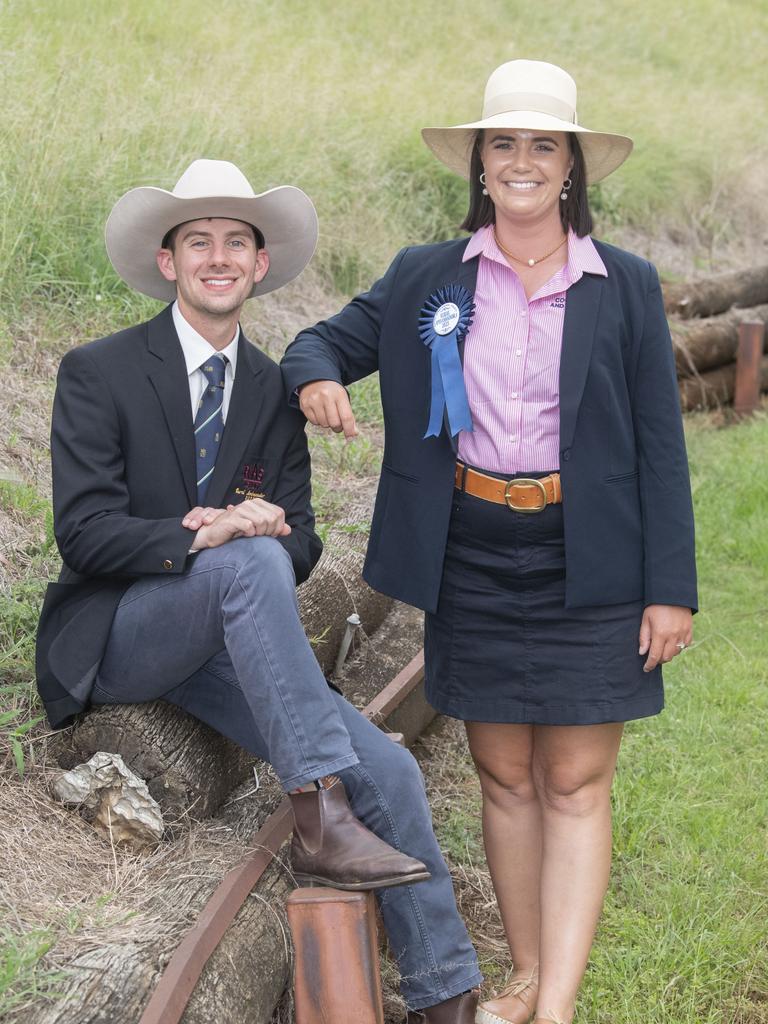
[53,752,164,848]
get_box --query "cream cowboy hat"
[105,159,318,301]
[422,60,633,184]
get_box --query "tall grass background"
[2,0,768,344]
[1,3,767,1018]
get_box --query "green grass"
[311,433,381,479]
[0,926,64,1019]
[0,588,46,778]
[1,0,766,336]
[429,411,768,1022]
[0,479,53,776]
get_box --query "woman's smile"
[502,180,543,190]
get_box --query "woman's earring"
[560,177,573,202]
[480,172,488,196]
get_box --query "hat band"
[482,91,577,124]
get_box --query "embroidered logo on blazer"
[242,463,265,486]
[235,462,266,501]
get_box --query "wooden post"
[286,888,384,1024]
[733,321,765,416]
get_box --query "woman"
[282,60,696,1024]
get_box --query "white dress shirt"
[172,301,239,423]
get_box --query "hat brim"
[422,112,633,185]
[105,186,318,301]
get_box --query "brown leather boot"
[289,777,431,890]
[406,989,480,1023]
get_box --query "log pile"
[664,265,768,412]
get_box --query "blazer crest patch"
[235,462,266,501]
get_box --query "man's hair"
[460,130,593,237]
[160,220,266,252]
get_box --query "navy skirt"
[424,470,663,725]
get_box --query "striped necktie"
[194,354,227,504]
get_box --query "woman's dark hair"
[160,220,265,252]
[460,130,593,237]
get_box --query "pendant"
[527,258,535,267]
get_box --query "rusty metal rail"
[734,321,765,416]
[287,888,384,1024]
[138,649,430,1024]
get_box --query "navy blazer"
[37,305,322,729]
[281,237,697,615]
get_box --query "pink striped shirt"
[457,225,607,473]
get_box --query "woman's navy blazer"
[282,237,697,615]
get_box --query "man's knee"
[207,536,295,582]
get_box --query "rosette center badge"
[433,302,461,336]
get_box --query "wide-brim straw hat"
[105,159,318,301]
[422,60,633,184]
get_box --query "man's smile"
[201,276,238,289]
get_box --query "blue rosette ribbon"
[418,284,475,438]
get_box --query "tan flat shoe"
[475,965,539,1024]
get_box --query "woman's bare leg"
[467,721,624,1023]
[467,722,541,1022]
[532,723,624,1023]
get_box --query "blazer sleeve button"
[163,559,174,570]
[562,448,571,462]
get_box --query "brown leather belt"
[454,462,562,513]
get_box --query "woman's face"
[479,129,573,229]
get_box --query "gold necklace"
[493,230,567,268]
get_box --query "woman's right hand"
[299,380,358,439]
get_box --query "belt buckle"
[504,477,548,513]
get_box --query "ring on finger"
[675,641,687,651]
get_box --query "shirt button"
[520,310,527,317]
[163,559,174,570]
[509,434,517,442]
[511,392,519,399]
[515,349,523,357]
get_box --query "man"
[36,160,481,1021]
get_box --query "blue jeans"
[93,537,481,1008]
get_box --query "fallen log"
[670,305,768,377]
[28,854,291,1024]
[53,702,253,822]
[678,356,768,412]
[664,265,768,319]
[50,522,392,821]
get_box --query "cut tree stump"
[664,265,768,319]
[670,304,768,377]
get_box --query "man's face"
[156,218,269,320]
